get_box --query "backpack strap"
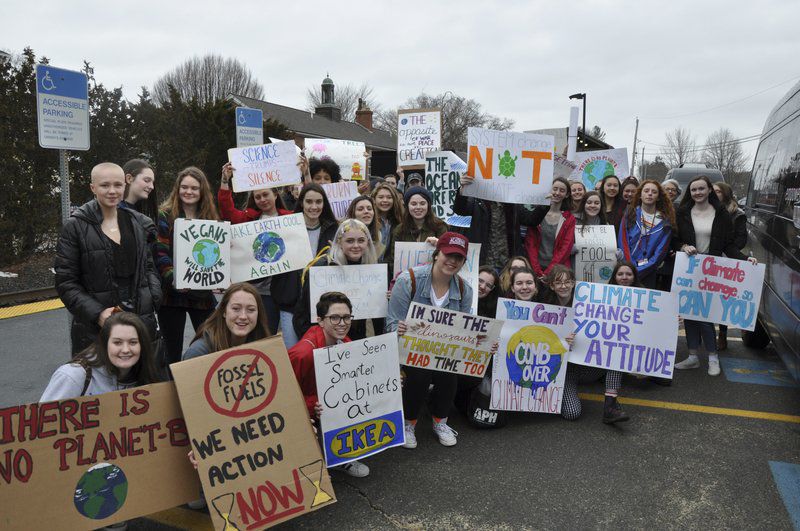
[78,360,92,397]
[408,268,416,300]
[457,275,464,298]
[300,246,331,288]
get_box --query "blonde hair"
[328,218,378,265]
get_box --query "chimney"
[355,98,373,131]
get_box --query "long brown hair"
[551,177,573,212]
[396,191,446,236]
[678,174,722,211]
[346,195,381,245]
[191,283,271,350]
[625,179,676,228]
[499,255,532,294]
[713,181,738,215]
[160,166,220,221]
[244,187,287,213]
[371,182,404,225]
[577,191,608,235]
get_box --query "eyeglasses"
[553,280,575,287]
[324,314,353,325]
[478,278,495,290]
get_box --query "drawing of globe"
[505,326,565,392]
[253,231,286,263]
[192,239,221,268]
[583,160,616,186]
[73,462,128,520]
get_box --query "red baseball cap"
[436,232,469,258]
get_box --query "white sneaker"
[337,460,370,478]
[708,357,721,376]
[432,420,458,447]
[403,421,417,449]
[675,355,700,370]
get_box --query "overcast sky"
[5,0,799,168]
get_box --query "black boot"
[603,396,630,424]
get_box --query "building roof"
[229,94,397,151]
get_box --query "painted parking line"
[0,299,63,320]
[579,393,800,424]
[769,461,800,530]
[719,357,799,388]
[144,507,214,530]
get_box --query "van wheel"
[741,318,770,349]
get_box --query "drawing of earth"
[583,160,616,187]
[73,462,128,520]
[192,238,221,268]
[505,326,565,392]
[252,231,286,263]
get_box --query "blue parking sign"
[235,106,263,147]
[35,65,90,150]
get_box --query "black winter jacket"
[451,188,523,266]
[55,200,162,354]
[675,204,746,260]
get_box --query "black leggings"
[561,365,622,420]
[403,366,458,421]
[158,306,214,365]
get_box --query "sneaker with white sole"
[403,421,417,449]
[675,355,700,370]
[432,421,458,447]
[708,357,721,376]
[337,460,370,478]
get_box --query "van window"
[750,108,800,217]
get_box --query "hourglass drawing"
[211,493,241,530]
[299,460,333,507]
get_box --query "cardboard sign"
[397,109,442,169]
[230,213,314,282]
[670,252,765,331]
[571,282,678,378]
[309,264,388,321]
[171,337,336,530]
[574,225,617,283]
[313,333,404,467]
[321,181,359,221]
[462,127,555,205]
[174,219,232,290]
[228,141,302,193]
[0,383,200,530]
[569,148,630,191]
[399,302,503,377]
[305,138,367,181]
[554,154,577,179]
[425,151,466,219]
[491,299,572,414]
[392,242,481,314]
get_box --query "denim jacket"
[385,264,473,332]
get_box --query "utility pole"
[631,117,639,176]
[642,147,647,180]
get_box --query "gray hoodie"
[40,363,135,402]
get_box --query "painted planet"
[505,325,566,392]
[252,231,286,263]
[192,239,221,268]
[73,462,128,520]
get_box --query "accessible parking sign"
[35,65,90,150]
[235,106,263,147]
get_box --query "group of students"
[44,154,756,510]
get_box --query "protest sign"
[399,302,503,377]
[569,148,630,191]
[392,242,481,314]
[446,214,472,228]
[228,141,302,193]
[269,136,301,155]
[425,151,466,219]
[305,138,367,180]
[321,181,359,220]
[0,383,200,530]
[313,333,404,467]
[574,225,617,283]
[230,213,313,282]
[670,252,765,331]
[463,127,554,205]
[571,281,678,378]
[174,219,232,290]
[554,153,577,179]
[171,337,336,530]
[397,109,442,169]
[491,298,573,414]
[309,264,388,320]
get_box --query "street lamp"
[569,92,586,141]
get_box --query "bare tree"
[587,125,607,142]
[662,126,696,168]
[306,82,382,122]
[378,92,514,152]
[701,128,748,179]
[152,54,264,105]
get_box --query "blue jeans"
[279,310,299,349]
[684,319,716,353]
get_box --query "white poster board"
[670,252,765,331]
[392,242,481,314]
[309,264,389,320]
[462,127,554,205]
[425,151,467,220]
[314,333,404,467]
[174,219,231,290]
[397,109,442,169]
[230,213,313,282]
[321,181,359,220]
[491,298,573,414]
[570,282,678,378]
[574,225,617,283]
[569,148,630,191]
[228,141,302,192]
[305,138,367,181]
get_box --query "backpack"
[467,375,507,429]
